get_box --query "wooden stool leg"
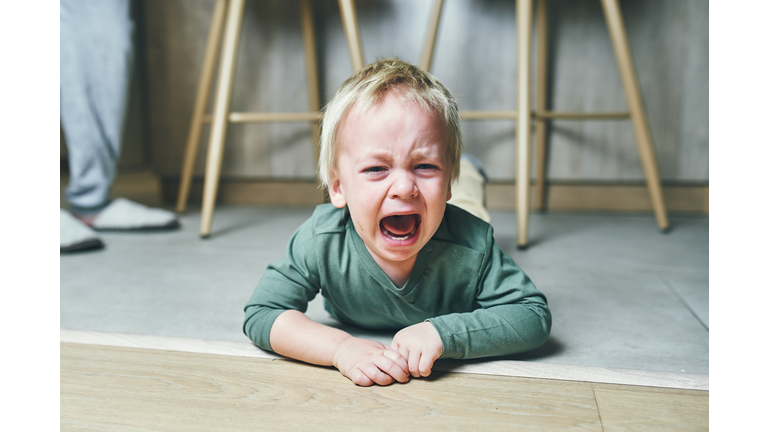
[600,0,669,231]
[516,0,533,248]
[177,0,228,213]
[300,0,321,167]
[299,0,326,204]
[419,0,445,72]
[338,0,364,72]
[200,0,246,238]
[533,0,549,211]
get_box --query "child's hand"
[332,337,410,386]
[388,322,443,378]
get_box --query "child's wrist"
[331,335,356,369]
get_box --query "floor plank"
[593,385,709,431]
[61,343,707,431]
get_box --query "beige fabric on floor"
[448,158,490,223]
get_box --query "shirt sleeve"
[242,219,321,352]
[427,228,552,359]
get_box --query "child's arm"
[269,309,410,386]
[427,235,551,360]
[391,226,551,369]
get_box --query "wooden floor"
[61,343,708,431]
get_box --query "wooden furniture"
[176,0,365,238]
[420,0,670,248]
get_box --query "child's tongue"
[381,214,417,236]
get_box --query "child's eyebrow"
[354,150,394,163]
[409,148,442,160]
[354,147,443,164]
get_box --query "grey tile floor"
[60,201,709,375]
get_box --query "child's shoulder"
[435,204,493,253]
[307,203,349,235]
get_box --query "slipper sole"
[61,238,105,253]
[93,219,181,232]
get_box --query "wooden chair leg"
[200,0,246,238]
[419,0,445,72]
[516,0,533,248]
[177,0,228,214]
[600,0,669,231]
[533,0,549,212]
[338,0,364,72]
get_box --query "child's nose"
[388,170,419,200]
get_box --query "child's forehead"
[344,92,446,133]
[342,100,446,145]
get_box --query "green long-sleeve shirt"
[243,203,551,359]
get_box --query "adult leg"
[60,0,134,215]
[60,0,178,241]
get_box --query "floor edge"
[60,329,708,391]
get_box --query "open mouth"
[380,214,421,241]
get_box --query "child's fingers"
[360,363,395,386]
[418,352,436,377]
[392,345,409,364]
[376,353,409,383]
[346,367,374,387]
[383,349,410,379]
[388,342,412,373]
[407,351,422,378]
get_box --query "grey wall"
[142,0,708,183]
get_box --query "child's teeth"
[382,221,418,240]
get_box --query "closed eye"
[415,164,439,171]
[363,166,388,174]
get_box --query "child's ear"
[328,173,347,208]
[446,183,452,202]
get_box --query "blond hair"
[318,58,462,189]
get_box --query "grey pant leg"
[60,0,134,213]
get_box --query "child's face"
[329,92,452,280]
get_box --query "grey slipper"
[91,198,180,231]
[61,209,104,253]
